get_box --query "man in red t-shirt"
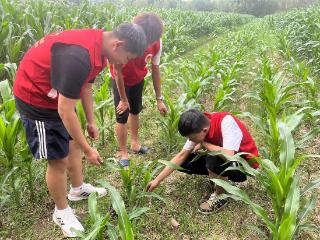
[13,23,147,237]
[110,13,168,167]
[147,109,259,214]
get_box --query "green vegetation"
[0,1,319,239]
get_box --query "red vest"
[204,112,259,169]
[109,40,161,86]
[13,29,107,109]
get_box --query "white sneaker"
[52,206,84,237]
[67,183,107,201]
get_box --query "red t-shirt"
[109,40,161,86]
[13,29,107,109]
[204,112,260,169]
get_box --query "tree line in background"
[94,0,317,17]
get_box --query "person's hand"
[116,100,129,115]
[87,123,99,140]
[202,142,220,151]
[192,143,202,153]
[84,148,102,166]
[146,179,160,192]
[157,100,168,116]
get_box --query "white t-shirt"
[183,115,243,151]
[152,39,162,65]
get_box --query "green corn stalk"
[242,56,307,160]
[103,159,164,208]
[94,75,114,146]
[76,101,87,133]
[0,166,18,209]
[97,181,134,240]
[77,185,150,240]
[277,31,292,60]
[289,58,319,110]
[157,94,198,153]
[0,116,22,207]
[74,192,111,240]
[19,130,35,200]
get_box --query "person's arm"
[114,64,129,114]
[81,83,98,139]
[147,148,191,192]
[151,64,167,116]
[202,142,235,156]
[151,40,167,116]
[50,43,101,165]
[58,95,101,165]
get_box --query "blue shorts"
[20,115,71,160]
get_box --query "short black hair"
[113,22,147,56]
[178,109,210,137]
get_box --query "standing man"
[13,23,147,237]
[147,109,259,214]
[110,13,168,168]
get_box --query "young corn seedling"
[76,101,87,133]
[0,166,18,209]
[78,181,150,240]
[94,75,115,146]
[0,79,23,206]
[157,94,198,153]
[277,31,292,60]
[242,56,305,160]
[213,58,243,111]
[289,58,319,110]
[104,159,164,209]
[19,130,35,200]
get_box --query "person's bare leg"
[46,158,68,209]
[67,140,83,188]
[208,169,227,195]
[115,122,129,159]
[129,113,141,151]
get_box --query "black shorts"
[180,153,247,182]
[112,79,144,124]
[20,115,71,160]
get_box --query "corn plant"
[76,185,149,240]
[277,31,293,60]
[0,166,18,209]
[0,80,23,206]
[213,57,243,111]
[77,192,111,240]
[76,101,86,133]
[288,58,319,110]
[157,94,198,153]
[242,56,307,159]
[272,4,320,72]
[93,75,115,146]
[104,159,164,209]
[211,120,320,240]
[19,130,35,200]
[77,182,149,240]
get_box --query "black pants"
[112,79,144,124]
[180,153,247,182]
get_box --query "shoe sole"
[197,200,229,215]
[67,191,107,201]
[52,214,77,238]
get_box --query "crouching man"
[147,109,259,214]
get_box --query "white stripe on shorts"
[35,121,43,158]
[35,121,47,159]
[40,121,48,158]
